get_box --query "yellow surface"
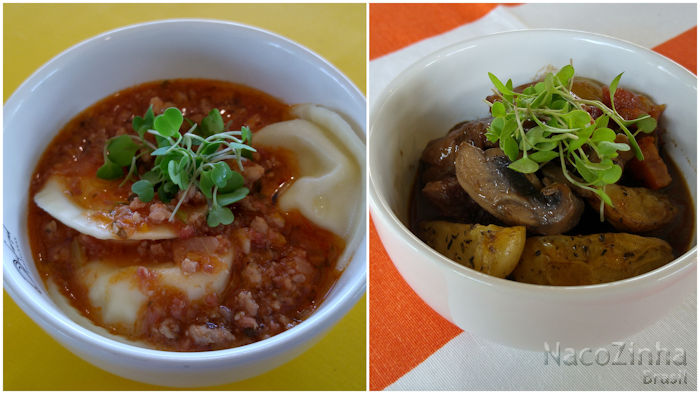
[3,3,366,390]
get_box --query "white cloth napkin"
[371,3,697,390]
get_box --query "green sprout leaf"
[529,150,559,163]
[574,156,598,184]
[563,110,591,129]
[207,206,234,227]
[151,146,171,156]
[97,159,123,180]
[608,72,624,113]
[491,101,506,118]
[635,116,657,133]
[501,133,519,161]
[141,168,162,184]
[154,107,184,138]
[131,179,155,203]
[157,181,178,203]
[595,187,613,206]
[597,140,630,157]
[132,106,155,139]
[600,164,623,184]
[488,72,514,96]
[508,157,539,173]
[220,171,245,193]
[217,187,249,206]
[198,169,215,199]
[199,109,225,137]
[555,64,575,86]
[591,127,616,143]
[241,126,252,144]
[211,162,233,188]
[567,125,594,153]
[106,135,140,167]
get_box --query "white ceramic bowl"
[4,19,366,387]
[370,29,696,351]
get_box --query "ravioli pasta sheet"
[254,104,364,240]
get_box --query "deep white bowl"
[369,29,696,351]
[4,19,366,387]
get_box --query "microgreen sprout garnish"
[485,65,657,220]
[97,106,255,227]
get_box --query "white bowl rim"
[4,18,367,363]
[369,28,696,296]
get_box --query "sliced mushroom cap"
[454,143,583,235]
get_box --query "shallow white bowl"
[4,19,366,387]
[369,29,696,351]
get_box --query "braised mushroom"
[454,143,584,235]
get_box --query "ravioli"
[34,176,178,240]
[76,236,233,333]
[254,104,364,238]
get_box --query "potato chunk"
[418,221,526,278]
[595,184,677,233]
[512,233,674,286]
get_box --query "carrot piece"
[627,136,672,189]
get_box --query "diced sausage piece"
[236,291,259,316]
[243,163,265,183]
[129,197,146,210]
[237,315,258,329]
[233,229,251,254]
[251,216,269,235]
[178,225,196,239]
[186,324,235,346]
[242,263,262,286]
[180,257,199,275]
[267,212,285,228]
[293,256,314,276]
[158,318,180,339]
[148,202,171,223]
[292,274,306,283]
[149,96,165,114]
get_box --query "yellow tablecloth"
[3,3,366,390]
